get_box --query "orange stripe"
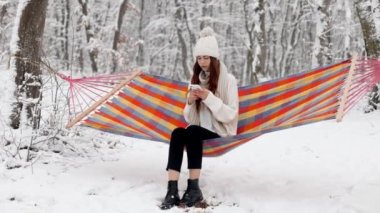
[118,93,187,128]
[272,90,338,127]
[238,80,343,133]
[129,82,186,109]
[83,119,115,130]
[203,138,253,156]
[107,101,171,140]
[240,69,346,114]
[296,109,337,123]
[94,110,152,137]
[140,74,188,91]
[239,61,350,96]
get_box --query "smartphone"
[189,84,202,91]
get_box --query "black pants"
[166,125,220,172]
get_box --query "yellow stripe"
[203,138,249,155]
[87,113,152,138]
[104,101,166,140]
[286,95,338,124]
[239,73,344,120]
[135,77,187,99]
[239,81,341,134]
[239,63,349,102]
[293,113,335,125]
[127,83,185,115]
[114,95,176,140]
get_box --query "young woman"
[160,27,239,210]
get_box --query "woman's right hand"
[188,90,200,105]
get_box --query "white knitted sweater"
[183,62,239,137]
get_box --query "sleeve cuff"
[202,92,220,109]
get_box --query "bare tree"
[355,0,380,57]
[0,1,8,24]
[61,0,70,70]
[316,0,333,66]
[256,0,267,77]
[242,0,259,84]
[174,0,191,79]
[9,0,49,129]
[355,0,380,111]
[136,0,145,66]
[78,0,98,73]
[112,0,128,72]
[279,0,302,77]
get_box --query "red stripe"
[140,74,188,91]
[128,82,186,109]
[239,61,350,96]
[238,80,344,133]
[118,92,187,128]
[272,90,339,127]
[83,119,115,130]
[93,110,152,138]
[106,101,171,140]
[203,138,254,156]
[295,110,337,123]
[240,69,347,114]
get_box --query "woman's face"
[197,55,211,71]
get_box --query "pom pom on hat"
[199,27,215,38]
[193,27,220,59]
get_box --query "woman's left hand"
[193,88,210,100]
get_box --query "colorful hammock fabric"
[62,58,380,157]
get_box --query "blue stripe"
[131,78,187,104]
[238,75,346,129]
[121,87,186,124]
[239,66,349,108]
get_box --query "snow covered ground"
[0,108,379,213]
[1,63,380,213]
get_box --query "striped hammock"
[62,57,380,157]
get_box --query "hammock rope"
[58,58,380,157]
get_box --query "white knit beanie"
[193,27,220,60]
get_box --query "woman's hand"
[193,88,210,100]
[188,88,210,104]
[188,90,200,104]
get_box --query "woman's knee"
[170,127,187,145]
[171,127,186,138]
[186,125,201,134]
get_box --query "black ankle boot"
[180,179,203,207]
[160,180,180,210]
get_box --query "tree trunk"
[200,0,207,30]
[0,1,8,24]
[112,0,128,72]
[256,0,267,77]
[355,0,380,57]
[279,0,302,77]
[0,2,9,53]
[78,0,98,73]
[355,0,380,111]
[242,0,259,84]
[136,0,145,66]
[62,0,70,70]
[9,0,48,129]
[174,0,191,79]
[316,0,333,66]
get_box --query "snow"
[0,64,15,126]
[0,104,379,213]
[1,51,380,212]
[1,58,380,212]
[9,0,29,54]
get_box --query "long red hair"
[191,57,220,111]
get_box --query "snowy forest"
[1,0,380,82]
[1,0,380,212]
